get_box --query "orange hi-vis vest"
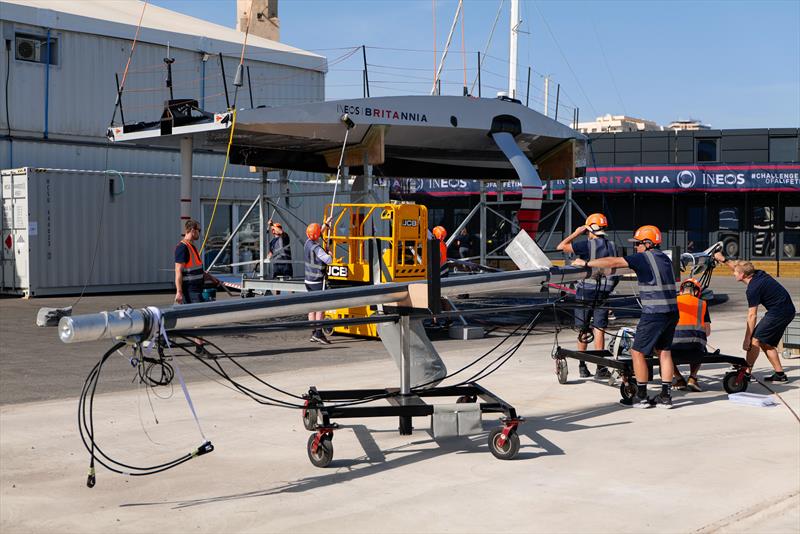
[439,239,448,276]
[673,293,707,347]
[178,240,204,284]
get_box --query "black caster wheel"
[556,359,568,384]
[307,433,334,468]
[488,427,520,460]
[302,405,320,431]
[619,377,638,400]
[723,371,749,394]
[456,395,477,403]
[322,326,334,336]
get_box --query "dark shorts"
[305,282,324,292]
[633,313,679,356]
[272,265,293,279]
[181,289,204,304]
[753,313,794,347]
[574,306,610,329]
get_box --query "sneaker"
[579,365,591,378]
[620,395,653,409]
[674,377,688,390]
[653,393,673,409]
[687,377,702,392]
[311,333,332,345]
[595,367,611,380]
[764,372,788,383]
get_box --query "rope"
[200,108,237,254]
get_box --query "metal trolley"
[553,347,750,400]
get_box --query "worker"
[305,218,333,344]
[573,225,678,408]
[713,253,795,383]
[174,219,222,354]
[432,226,449,278]
[267,220,292,279]
[558,213,618,379]
[671,278,712,392]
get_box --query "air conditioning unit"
[16,37,41,62]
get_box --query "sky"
[150,0,800,129]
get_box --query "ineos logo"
[401,219,418,227]
[328,265,348,277]
[677,170,696,189]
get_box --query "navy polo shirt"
[623,252,656,285]
[746,270,796,318]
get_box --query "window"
[696,138,718,162]
[784,206,800,259]
[718,207,740,258]
[14,34,58,65]
[751,206,775,257]
[770,137,798,163]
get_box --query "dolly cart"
[300,241,523,467]
[553,347,750,400]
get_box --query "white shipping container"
[1,167,387,296]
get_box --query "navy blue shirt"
[572,240,591,261]
[174,242,204,293]
[624,252,657,285]
[746,270,796,317]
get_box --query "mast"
[508,0,520,98]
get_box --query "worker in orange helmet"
[573,224,678,409]
[304,217,333,344]
[557,213,619,379]
[671,278,712,392]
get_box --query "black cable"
[4,39,11,136]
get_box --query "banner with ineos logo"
[390,164,800,196]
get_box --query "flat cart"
[301,382,522,467]
[553,347,750,400]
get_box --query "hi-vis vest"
[673,294,707,348]
[638,250,678,314]
[304,239,327,284]
[177,240,204,287]
[439,240,448,277]
[578,237,618,294]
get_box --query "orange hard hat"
[585,213,608,228]
[306,223,322,241]
[585,213,608,234]
[680,278,702,295]
[629,225,662,245]
[432,226,447,240]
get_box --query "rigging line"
[592,23,627,116]
[109,0,148,127]
[431,0,464,95]
[460,0,467,91]
[200,108,238,254]
[531,1,597,117]
[233,0,256,109]
[470,0,504,95]
[432,0,437,85]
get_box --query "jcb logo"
[328,265,348,277]
[401,219,418,227]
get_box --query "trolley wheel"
[556,359,568,384]
[307,433,334,468]
[322,326,334,336]
[619,377,638,400]
[723,371,749,394]
[488,427,520,460]
[302,406,319,431]
[456,395,477,403]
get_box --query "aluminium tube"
[58,265,613,344]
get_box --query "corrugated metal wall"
[1,168,388,296]
[0,20,325,140]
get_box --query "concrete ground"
[1,277,799,533]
